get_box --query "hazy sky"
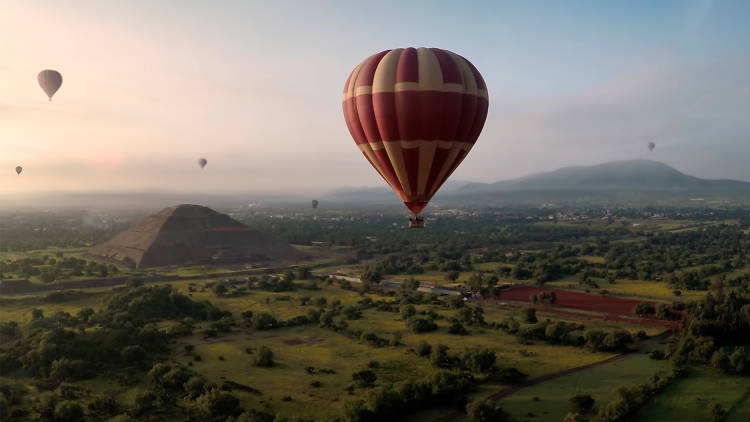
[2,0,749,196]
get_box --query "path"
[431,330,673,422]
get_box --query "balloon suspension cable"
[408,214,425,229]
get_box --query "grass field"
[490,346,670,422]
[547,279,706,302]
[637,367,750,422]
[0,290,110,323]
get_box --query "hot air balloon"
[198,158,207,169]
[38,70,63,101]
[15,166,22,175]
[648,142,655,152]
[312,200,319,209]
[342,48,488,228]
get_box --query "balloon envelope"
[312,200,319,209]
[342,48,488,215]
[198,158,207,168]
[648,142,655,151]
[38,70,63,101]
[15,166,22,175]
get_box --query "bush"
[120,345,147,364]
[407,317,438,333]
[54,400,84,422]
[521,308,537,323]
[466,399,509,422]
[569,394,595,414]
[709,402,726,421]
[254,346,274,367]
[352,369,377,388]
[416,341,432,357]
[400,304,416,321]
[449,322,468,335]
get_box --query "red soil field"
[496,286,680,329]
[499,285,645,315]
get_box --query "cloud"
[457,54,750,182]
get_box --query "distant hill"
[321,160,750,206]
[460,160,750,194]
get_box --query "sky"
[1,0,749,196]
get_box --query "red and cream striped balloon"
[342,47,488,215]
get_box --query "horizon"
[2,1,750,198]
[2,158,749,201]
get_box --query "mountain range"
[2,160,749,210]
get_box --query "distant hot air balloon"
[342,48,488,228]
[15,166,22,175]
[648,142,655,152]
[37,70,63,101]
[198,158,207,169]
[312,200,319,209]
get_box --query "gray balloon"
[38,70,63,101]
[648,142,655,152]
[15,166,22,175]
[198,158,207,168]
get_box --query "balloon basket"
[409,216,425,228]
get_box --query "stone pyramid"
[90,204,303,268]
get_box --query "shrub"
[569,394,595,414]
[352,369,377,388]
[407,317,438,333]
[449,322,468,335]
[416,341,432,357]
[466,399,509,422]
[253,346,274,367]
[521,308,537,323]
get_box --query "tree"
[31,308,44,320]
[521,308,537,323]
[361,268,382,284]
[133,390,156,415]
[407,317,437,333]
[212,283,228,296]
[416,341,432,357]
[402,277,420,292]
[344,399,374,422]
[729,348,748,373]
[634,302,655,317]
[400,304,416,321]
[121,345,147,365]
[449,322,468,335]
[466,399,509,422]
[564,412,589,422]
[183,376,206,399]
[296,266,311,280]
[76,307,94,323]
[710,349,731,372]
[107,415,137,422]
[87,396,120,419]
[709,402,726,421]
[254,346,274,367]
[352,369,377,388]
[283,270,295,283]
[251,313,278,330]
[54,400,84,422]
[191,388,241,420]
[343,305,362,320]
[461,348,496,374]
[569,394,595,414]
[445,271,460,282]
